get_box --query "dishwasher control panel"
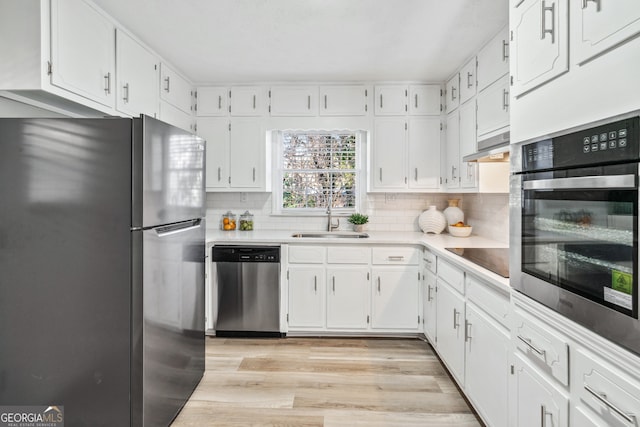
[212,245,280,263]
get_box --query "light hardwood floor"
[171,337,482,427]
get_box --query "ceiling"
[92,0,508,84]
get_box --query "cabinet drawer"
[513,307,569,386]
[437,257,464,294]
[573,348,640,427]
[327,246,371,264]
[422,249,437,274]
[289,245,326,264]
[372,247,419,265]
[466,274,509,329]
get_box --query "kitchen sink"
[291,232,369,239]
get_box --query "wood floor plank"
[171,337,482,427]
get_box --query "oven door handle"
[523,174,636,190]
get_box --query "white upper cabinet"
[229,86,266,116]
[459,99,478,189]
[372,118,407,190]
[459,58,477,105]
[269,86,318,116]
[115,29,158,117]
[160,63,193,114]
[571,0,640,65]
[319,85,368,116]
[476,74,510,140]
[229,118,264,189]
[198,118,229,189]
[50,0,115,108]
[408,117,441,189]
[446,73,461,112]
[196,86,228,117]
[374,85,408,115]
[511,0,569,97]
[477,26,510,91]
[445,111,460,189]
[408,84,441,115]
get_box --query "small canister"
[239,210,254,231]
[221,211,236,230]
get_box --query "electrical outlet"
[385,193,397,203]
[240,192,247,202]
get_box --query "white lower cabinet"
[287,266,325,329]
[326,267,370,329]
[422,268,437,344]
[512,354,569,427]
[371,267,420,330]
[435,280,466,383]
[465,303,510,427]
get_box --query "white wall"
[206,191,510,243]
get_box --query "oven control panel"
[523,116,639,171]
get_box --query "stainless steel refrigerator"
[0,116,206,426]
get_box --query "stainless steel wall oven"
[510,115,640,356]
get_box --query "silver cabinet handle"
[122,83,129,102]
[324,95,327,109]
[252,167,256,182]
[377,277,381,293]
[503,89,509,110]
[218,95,222,109]
[217,167,221,182]
[453,308,460,329]
[307,95,311,110]
[164,76,170,92]
[314,276,317,292]
[252,94,256,109]
[414,168,418,181]
[540,405,547,427]
[427,285,433,301]
[388,256,404,261]
[451,165,457,180]
[502,40,509,61]
[379,94,383,108]
[582,0,599,9]
[332,276,336,293]
[464,320,472,342]
[541,1,556,43]
[467,71,473,88]
[584,384,636,423]
[414,94,418,108]
[517,335,546,355]
[104,72,111,94]
[379,167,383,182]
[451,86,457,101]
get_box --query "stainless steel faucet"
[326,206,340,231]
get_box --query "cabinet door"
[229,86,266,116]
[409,84,441,115]
[160,63,193,114]
[196,87,228,117]
[435,281,465,383]
[408,117,440,189]
[465,304,510,427]
[572,0,640,65]
[446,73,460,112]
[445,111,460,189]
[288,267,325,329]
[159,100,194,132]
[198,118,229,189]
[511,0,569,97]
[270,86,318,116]
[50,0,115,108]
[319,85,368,116]
[476,75,510,140]
[115,29,158,117]
[372,118,407,190]
[459,100,478,189]
[423,269,437,344]
[512,354,569,427]
[459,58,477,105]
[326,267,370,329]
[371,267,420,330]
[229,119,264,189]
[374,85,408,115]
[477,26,510,91]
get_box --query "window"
[273,131,364,215]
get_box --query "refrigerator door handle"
[154,219,202,237]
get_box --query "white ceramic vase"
[443,199,464,225]
[418,206,446,234]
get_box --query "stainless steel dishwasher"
[212,245,282,337]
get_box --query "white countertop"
[207,229,511,292]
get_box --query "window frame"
[271,129,367,216]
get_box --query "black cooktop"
[445,247,510,278]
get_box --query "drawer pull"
[517,335,546,356]
[388,256,405,261]
[453,308,460,329]
[584,384,636,423]
[464,320,472,342]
